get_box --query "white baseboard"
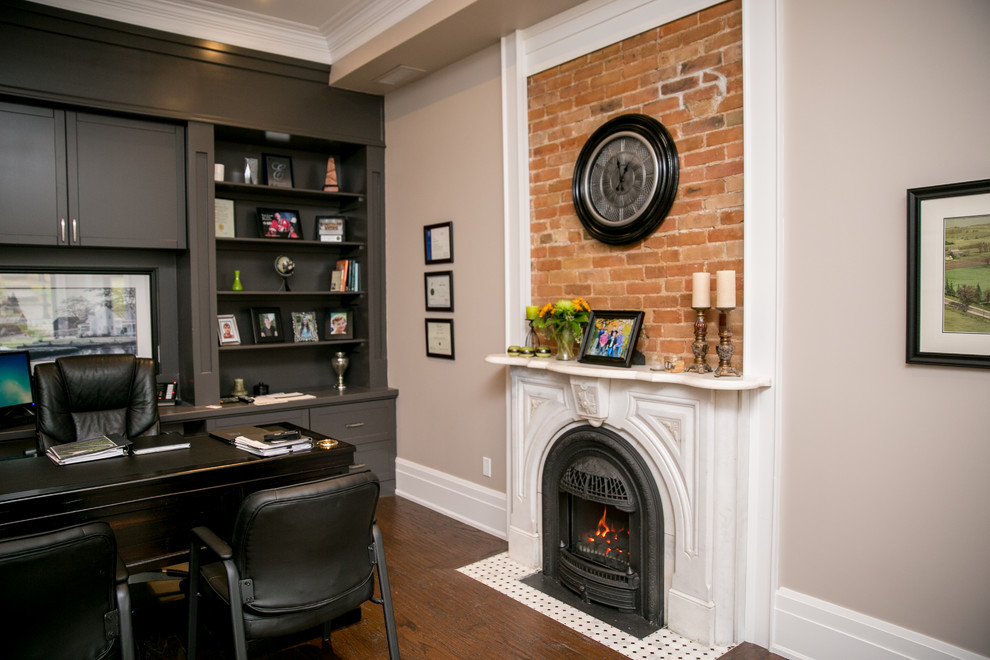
[394,457,508,540]
[773,588,988,660]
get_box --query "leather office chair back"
[35,354,160,451]
[0,521,134,660]
[188,471,399,659]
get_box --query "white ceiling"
[30,0,589,95]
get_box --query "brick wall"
[528,0,743,365]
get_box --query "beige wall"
[384,45,508,489]
[779,0,990,654]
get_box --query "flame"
[587,506,629,558]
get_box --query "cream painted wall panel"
[384,45,508,491]
[779,0,990,655]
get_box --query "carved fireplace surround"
[486,355,771,647]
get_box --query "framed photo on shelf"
[215,198,235,237]
[291,311,319,342]
[327,309,353,339]
[250,307,283,344]
[317,215,345,242]
[907,178,990,368]
[257,208,302,239]
[424,221,453,264]
[262,153,294,188]
[578,310,644,368]
[425,318,454,359]
[217,314,240,345]
[424,271,453,312]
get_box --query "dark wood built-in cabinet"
[0,1,396,492]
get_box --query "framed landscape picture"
[257,208,302,239]
[907,178,990,368]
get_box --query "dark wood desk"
[0,428,355,570]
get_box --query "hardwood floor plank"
[134,495,781,660]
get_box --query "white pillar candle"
[691,272,711,308]
[716,270,736,308]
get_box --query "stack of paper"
[251,392,316,406]
[233,433,313,457]
[47,435,131,465]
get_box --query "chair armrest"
[191,525,233,560]
[115,555,129,585]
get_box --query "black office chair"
[187,471,400,659]
[0,521,135,660]
[34,353,160,452]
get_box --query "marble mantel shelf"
[485,354,771,391]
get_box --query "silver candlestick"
[332,351,349,390]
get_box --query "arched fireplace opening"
[541,425,664,627]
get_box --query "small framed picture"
[317,215,345,243]
[262,153,294,188]
[291,311,319,342]
[327,309,353,339]
[424,221,453,264]
[424,270,453,312]
[217,314,240,345]
[258,208,302,239]
[425,318,454,359]
[578,310,645,368]
[215,198,235,238]
[250,307,283,344]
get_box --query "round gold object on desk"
[317,438,339,449]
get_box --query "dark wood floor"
[134,495,784,660]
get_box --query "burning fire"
[586,506,630,561]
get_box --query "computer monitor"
[0,350,34,427]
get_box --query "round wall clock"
[572,114,679,245]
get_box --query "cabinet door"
[68,112,186,249]
[0,102,66,245]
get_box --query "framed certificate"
[424,221,453,264]
[424,271,453,312]
[425,318,454,359]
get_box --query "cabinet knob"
[344,422,365,429]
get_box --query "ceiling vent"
[374,64,426,86]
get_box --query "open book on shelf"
[46,434,132,465]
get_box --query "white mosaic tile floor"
[458,552,731,660]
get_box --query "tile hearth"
[459,552,730,660]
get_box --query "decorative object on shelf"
[215,198,235,237]
[250,307,283,344]
[214,163,225,181]
[578,309,644,368]
[665,355,685,372]
[291,311,319,342]
[572,113,679,245]
[713,270,740,378]
[274,255,295,291]
[535,346,552,358]
[425,318,455,359]
[532,297,590,361]
[323,156,339,192]
[525,305,542,349]
[253,382,269,396]
[231,378,248,397]
[231,269,243,292]
[317,215,344,242]
[332,351,349,390]
[244,157,258,185]
[262,153,293,188]
[686,272,712,374]
[519,347,534,357]
[258,208,301,239]
[423,221,453,264]
[217,314,240,345]
[907,178,990,368]
[506,345,522,356]
[327,309,352,339]
[424,271,453,312]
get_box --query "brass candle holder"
[686,307,712,373]
[713,307,740,377]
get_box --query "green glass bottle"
[232,270,243,291]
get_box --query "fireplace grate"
[559,456,634,511]
[558,549,640,612]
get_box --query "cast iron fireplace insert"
[541,425,663,626]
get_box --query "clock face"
[585,131,659,227]
[572,114,679,245]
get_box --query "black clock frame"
[572,114,679,245]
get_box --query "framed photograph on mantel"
[578,310,644,368]
[907,178,990,369]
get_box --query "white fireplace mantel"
[487,353,771,647]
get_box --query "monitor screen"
[0,350,33,410]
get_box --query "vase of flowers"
[533,297,590,361]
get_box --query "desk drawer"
[309,400,395,493]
